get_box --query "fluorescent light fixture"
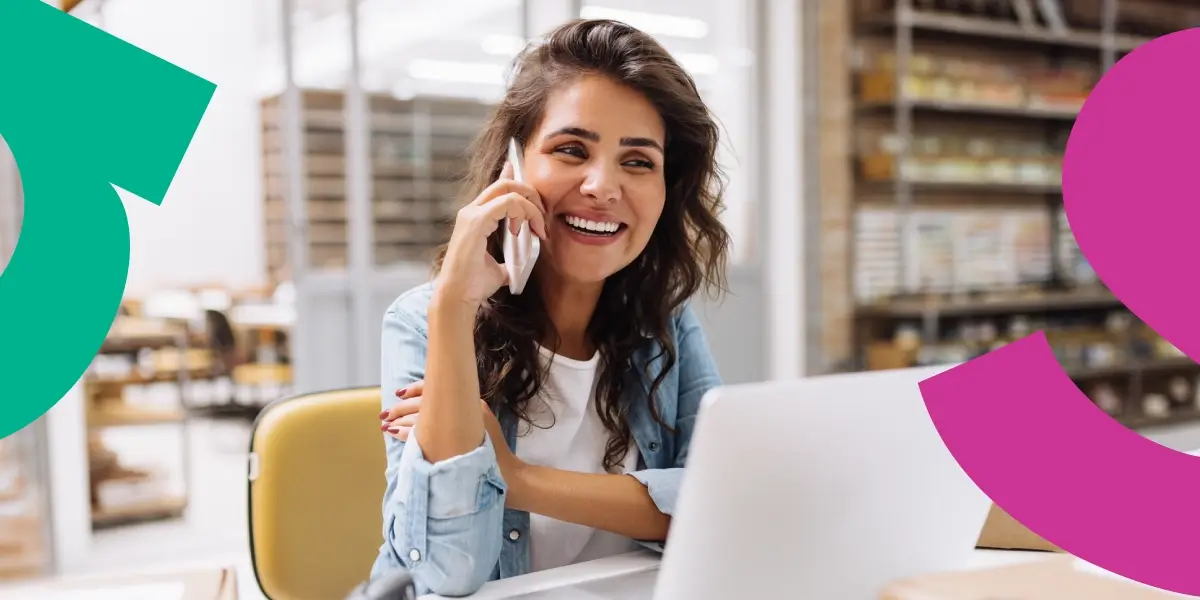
[580,6,709,39]
[408,59,508,85]
[481,34,527,57]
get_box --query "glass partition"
[361,0,524,271]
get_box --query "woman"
[370,18,731,597]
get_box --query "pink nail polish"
[389,427,400,434]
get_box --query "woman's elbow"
[402,533,501,597]
[389,497,506,596]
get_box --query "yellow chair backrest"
[248,387,386,600]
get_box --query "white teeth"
[565,215,620,234]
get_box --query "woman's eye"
[555,145,586,158]
[625,159,655,170]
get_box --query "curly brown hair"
[432,18,731,472]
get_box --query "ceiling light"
[580,7,709,39]
[407,59,508,85]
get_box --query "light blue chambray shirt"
[368,282,723,597]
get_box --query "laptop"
[504,365,992,600]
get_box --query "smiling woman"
[369,17,731,598]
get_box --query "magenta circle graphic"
[919,27,1200,597]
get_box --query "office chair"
[248,387,392,600]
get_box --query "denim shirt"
[368,282,723,597]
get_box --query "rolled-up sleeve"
[626,304,723,551]
[379,297,507,597]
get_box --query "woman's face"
[523,74,667,287]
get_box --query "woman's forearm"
[412,292,486,463]
[511,465,671,541]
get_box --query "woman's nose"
[580,165,621,204]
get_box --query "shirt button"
[509,529,521,541]
[649,442,660,451]
[409,549,421,562]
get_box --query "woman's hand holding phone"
[436,161,547,309]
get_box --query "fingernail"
[396,388,407,397]
[379,410,389,418]
[380,423,390,431]
[388,427,400,434]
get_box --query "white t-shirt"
[514,346,642,573]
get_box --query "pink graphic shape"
[920,27,1200,596]
[920,335,1200,596]
[1063,28,1200,360]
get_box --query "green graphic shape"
[0,0,215,439]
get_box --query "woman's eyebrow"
[620,137,663,153]
[544,126,664,153]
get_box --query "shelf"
[0,554,44,579]
[86,369,215,387]
[856,288,1119,318]
[259,89,490,282]
[859,179,1062,196]
[1122,409,1200,431]
[860,8,1149,52]
[857,98,1080,121]
[232,363,293,386]
[1067,356,1199,379]
[91,495,187,529]
[88,407,187,429]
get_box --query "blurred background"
[2,0,1199,597]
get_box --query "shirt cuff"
[628,467,684,516]
[397,429,507,520]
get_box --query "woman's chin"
[541,258,623,288]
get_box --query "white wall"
[99,0,265,297]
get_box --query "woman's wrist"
[430,281,481,320]
[503,460,533,510]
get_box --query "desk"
[419,548,1058,599]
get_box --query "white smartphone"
[503,137,540,295]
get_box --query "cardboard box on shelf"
[975,504,1062,553]
[6,566,238,600]
[880,555,1179,599]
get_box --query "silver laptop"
[506,365,992,599]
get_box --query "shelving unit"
[832,0,1200,429]
[259,90,494,284]
[0,430,50,582]
[83,315,209,530]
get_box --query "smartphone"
[503,137,540,295]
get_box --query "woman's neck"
[537,271,603,361]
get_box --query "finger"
[495,260,511,285]
[472,178,544,212]
[386,426,411,442]
[488,193,548,240]
[383,415,416,432]
[501,161,513,180]
[383,412,420,431]
[393,380,425,399]
[381,397,421,421]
